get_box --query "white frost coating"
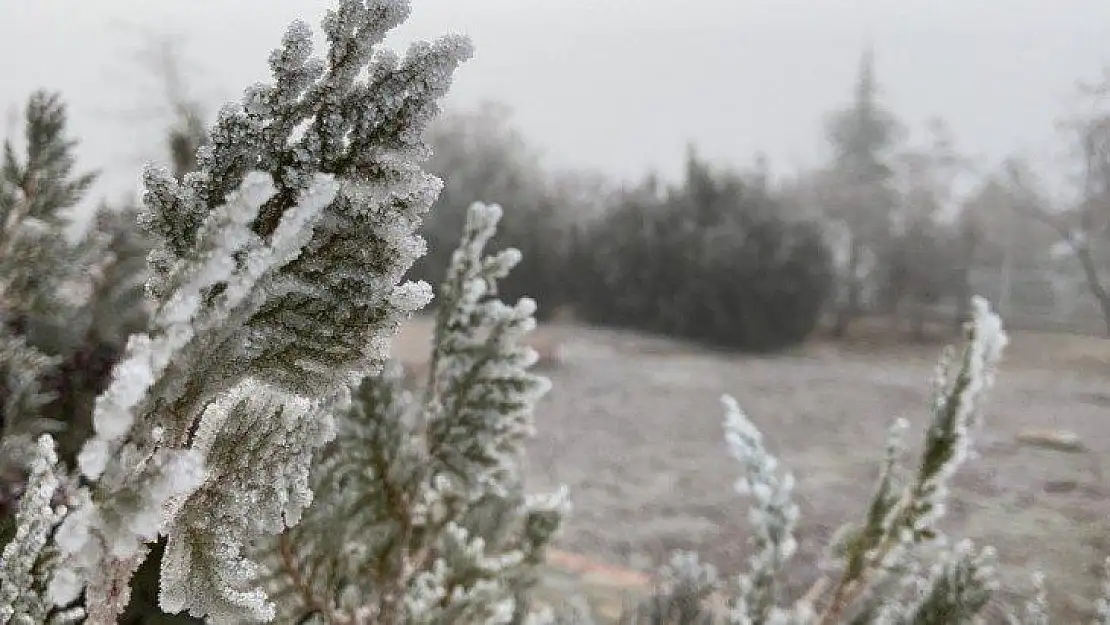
[722,395,799,622]
[78,173,280,479]
[159,377,334,622]
[389,279,435,313]
[908,296,1008,537]
[81,171,328,466]
[0,435,64,623]
[51,173,339,617]
[38,0,471,619]
[49,448,205,609]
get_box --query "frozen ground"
[395,317,1110,621]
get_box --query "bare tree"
[1006,72,1110,335]
[883,118,974,340]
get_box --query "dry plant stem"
[799,576,829,609]
[278,533,349,625]
[816,579,865,625]
[816,494,916,625]
[376,451,414,624]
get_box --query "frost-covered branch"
[721,396,799,624]
[625,298,1011,624]
[263,202,566,624]
[0,435,70,623]
[0,332,62,476]
[34,1,472,621]
[813,296,1007,623]
[0,90,97,332]
[875,540,997,625]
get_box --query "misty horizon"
[3,0,1110,210]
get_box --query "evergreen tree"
[0,90,97,345]
[0,90,105,477]
[0,89,152,474]
[823,48,902,337]
[577,150,833,351]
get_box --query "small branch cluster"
[626,297,1017,624]
[0,435,70,623]
[263,202,566,624]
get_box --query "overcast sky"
[3,0,1110,209]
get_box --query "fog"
[4,4,1110,621]
[3,0,1110,204]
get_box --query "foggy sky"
[3,0,1110,211]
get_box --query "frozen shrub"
[619,298,1110,623]
[576,152,833,352]
[260,202,565,623]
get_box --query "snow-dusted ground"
[397,318,1110,620]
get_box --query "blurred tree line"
[416,106,834,351]
[413,50,1110,344]
[2,50,1108,481]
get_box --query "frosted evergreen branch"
[137,0,472,399]
[1008,572,1051,625]
[45,175,299,616]
[816,417,909,608]
[1094,558,1110,625]
[634,551,721,624]
[0,331,62,473]
[877,540,997,625]
[47,173,348,622]
[424,202,552,500]
[0,435,67,624]
[34,1,471,619]
[159,378,334,622]
[0,91,97,332]
[814,297,1007,623]
[721,396,799,624]
[262,201,564,624]
[0,91,97,229]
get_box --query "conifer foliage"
[3,0,473,622]
[0,91,97,457]
[617,298,1108,624]
[0,91,97,333]
[5,1,1110,624]
[261,202,566,624]
[0,89,147,509]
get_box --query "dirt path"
[396,319,1110,620]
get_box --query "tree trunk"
[833,239,863,338]
[954,221,978,335]
[1073,245,1110,337]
